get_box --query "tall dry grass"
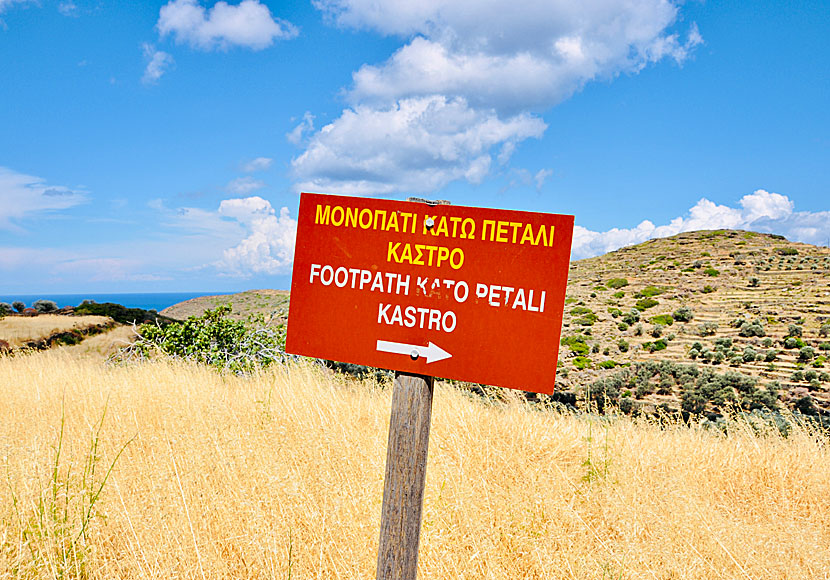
[1,350,829,579]
[0,315,112,347]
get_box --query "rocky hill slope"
[558,229,830,414]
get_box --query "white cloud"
[0,0,30,15]
[571,189,828,259]
[142,43,174,84]
[317,0,701,111]
[241,156,273,172]
[226,176,266,194]
[157,0,298,51]
[292,95,546,195]
[0,167,88,230]
[296,0,701,195]
[216,196,297,275]
[58,1,77,16]
[286,112,315,145]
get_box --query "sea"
[0,292,230,312]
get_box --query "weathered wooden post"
[375,197,450,580]
[375,371,434,580]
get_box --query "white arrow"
[376,339,452,364]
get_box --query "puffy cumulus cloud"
[157,0,298,51]
[217,196,297,275]
[241,156,273,172]
[572,189,827,259]
[141,43,174,84]
[226,176,266,194]
[297,0,700,194]
[317,0,701,111]
[0,167,87,230]
[292,95,546,195]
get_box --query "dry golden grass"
[0,315,112,347]
[1,351,829,579]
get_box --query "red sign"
[286,193,574,394]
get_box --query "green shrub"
[635,286,667,298]
[776,247,798,256]
[618,339,629,352]
[599,360,617,369]
[622,309,641,325]
[573,356,592,370]
[608,307,622,318]
[703,267,720,277]
[33,299,58,313]
[634,324,643,336]
[635,298,659,311]
[12,300,25,313]
[76,301,172,325]
[617,322,629,331]
[607,278,629,289]
[612,291,625,299]
[650,314,674,326]
[738,320,766,337]
[798,346,816,362]
[650,325,664,338]
[672,306,694,322]
[784,337,805,349]
[561,334,590,356]
[127,305,286,374]
[819,342,830,351]
[644,339,667,352]
[702,285,715,293]
[764,349,778,362]
[698,321,718,337]
[820,324,830,338]
[742,347,758,363]
[787,324,803,338]
[0,302,12,315]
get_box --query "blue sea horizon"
[0,292,234,312]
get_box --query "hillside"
[161,289,289,325]
[160,230,830,414]
[559,229,830,413]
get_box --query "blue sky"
[1,0,828,294]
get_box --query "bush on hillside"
[698,322,718,337]
[75,301,173,325]
[819,324,830,338]
[738,319,766,338]
[622,309,641,325]
[635,298,659,311]
[125,305,286,374]
[672,306,694,322]
[12,300,25,313]
[0,302,12,315]
[787,324,803,338]
[32,299,58,313]
[606,278,628,289]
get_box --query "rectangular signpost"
[286,192,574,579]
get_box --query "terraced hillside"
[557,229,830,413]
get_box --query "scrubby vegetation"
[75,301,174,325]
[123,305,287,374]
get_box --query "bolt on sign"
[286,193,574,394]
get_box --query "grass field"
[0,315,112,348]
[1,350,829,579]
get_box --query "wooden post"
[375,196,448,580]
[376,372,435,580]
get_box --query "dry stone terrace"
[557,229,830,413]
